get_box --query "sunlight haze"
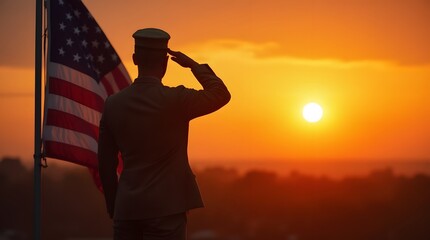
[1,0,429,170]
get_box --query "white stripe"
[104,71,120,93]
[43,125,98,153]
[48,62,108,100]
[45,94,101,126]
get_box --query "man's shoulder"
[104,84,196,107]
[104,85,132,105]
[157,84,193,97]
[163,84,198,94]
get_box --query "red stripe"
[49,77,104,112]
[45,109,99,140]
[44,141,98,168]
[100,76,114,96]
[111,66,130,90]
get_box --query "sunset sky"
[1,0,429,167]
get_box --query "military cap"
[132,28,170,50]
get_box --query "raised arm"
[168,49,231,119]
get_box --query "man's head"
[132,28,171,79]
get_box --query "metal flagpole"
[34,0,43,239]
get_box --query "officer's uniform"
[98,28,230,239]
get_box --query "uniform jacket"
[98,64,230,220]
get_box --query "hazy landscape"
[1,156,430,240]
[1,1,430,240]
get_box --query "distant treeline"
[1,157,430,240]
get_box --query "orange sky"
[1,0,429,165]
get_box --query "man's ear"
[162,55,168,70]
[132,53,139,65]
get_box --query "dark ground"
[1,157,429,240]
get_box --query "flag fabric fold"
[43,0,131,180]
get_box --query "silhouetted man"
[98,28,231,240]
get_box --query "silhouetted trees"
[1,157,430,240]
[0,157,32,240]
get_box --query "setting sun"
[302,102,323,123]
[1,0,430,162]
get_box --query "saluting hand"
[168,49,199,69]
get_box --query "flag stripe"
[44,141,98,168]
[49,77,105,112]
[112,66,130,89]
[44,125,98,153]
[46,109,99,141]
[44,0,131,171]
[100,76,115,96]
[48,62,108,100]
[118,64,130,83]
[45,94,101,126]
[104,72,120,93]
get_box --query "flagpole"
[34,0,43,239]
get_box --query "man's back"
[99,64,230,220]
[98,28,230,239]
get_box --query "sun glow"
[302,102,323,123]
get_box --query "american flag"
[43,0,131,172]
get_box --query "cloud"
[182,39,402,69]
[2,0,429,68]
